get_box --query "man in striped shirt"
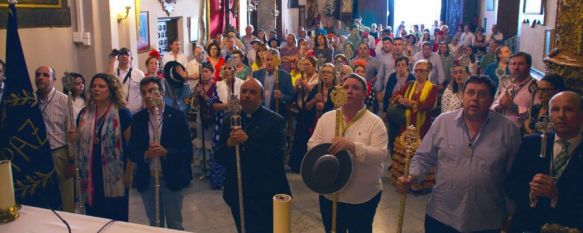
[35,65,74,212]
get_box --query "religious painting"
[138,11,150,53]
[524,0,544,15]
[0,0,62,8]
[342,0,352,13]
[0,0,70,28]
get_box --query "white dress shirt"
[308,107,388,204]
[115,66,145,114]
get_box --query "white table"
[0,205,190,233]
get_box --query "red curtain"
[209,0,239,38]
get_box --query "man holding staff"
[215,78,291,233]
[307,74,388,232]
[129,77,192,229]
[505,91,583,232]
[397,75,521,232]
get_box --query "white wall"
[518,0,557,72]
[136,0,201,72]
[479,0,498,33]
[0,27,79,90]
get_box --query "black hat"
[301,143,353,194]
[163,61,186,85]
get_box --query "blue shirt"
[409,109,521,232]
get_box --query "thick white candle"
[0,160,16,210]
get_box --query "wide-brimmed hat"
[163,61,186,85]
[301,143,353,194]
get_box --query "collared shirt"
[308,107,388,204]
[409,109,521,232]
[553,134,582,162]
[148,105,164,172]
[413,52,446,85]
[263,72,275,108]
[0,82,4,103]
[460,32,475,47]
[491,77,535,126]
[116,66,145,114]
[162,52,188,67]
[38,88,69,150]
[375,52,395,92]
[216,77,243,106]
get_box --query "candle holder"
[0,205,20,223]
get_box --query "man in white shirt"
[413,42,446,86]
[308,74,388,232]
[486,24,504,43]
[107,47,145,114]
[459,25,475,47]
[162,39,189,67]
[241,25,258,52]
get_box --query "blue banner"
[0,3,60,209]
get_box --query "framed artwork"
[524,0,544,15]
[0,0,61,8]
[342,0,352,13]
[138,11,150,53]
[486,0,495,11]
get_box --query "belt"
[51,145,68,152]
[150,171,164,177]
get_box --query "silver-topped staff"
[148,88,163,227]
[62,72,85,215]
[228,93,246,233]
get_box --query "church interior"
[0,0,582,232]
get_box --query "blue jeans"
[139,176,185,230]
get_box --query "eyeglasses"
[414,69,428,73]
[320,70,334,74]
[35,72,51,78]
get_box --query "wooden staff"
[396,126,419,233]
[64,72,85,215]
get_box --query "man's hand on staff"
[227,128,248,147]
[396,175,416,194]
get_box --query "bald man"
[35,66,75,212]
[215,79,291,233]
[506,91,583,231]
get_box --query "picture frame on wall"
[524,0,544,15]
[0,0,61,8]
[486,0,495,11]
[138,11,150,53]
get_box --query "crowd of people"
[1,15,582,233]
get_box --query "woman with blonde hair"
[391,60,438,137]
[75,73,132,221]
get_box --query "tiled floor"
[128,169,429,233]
